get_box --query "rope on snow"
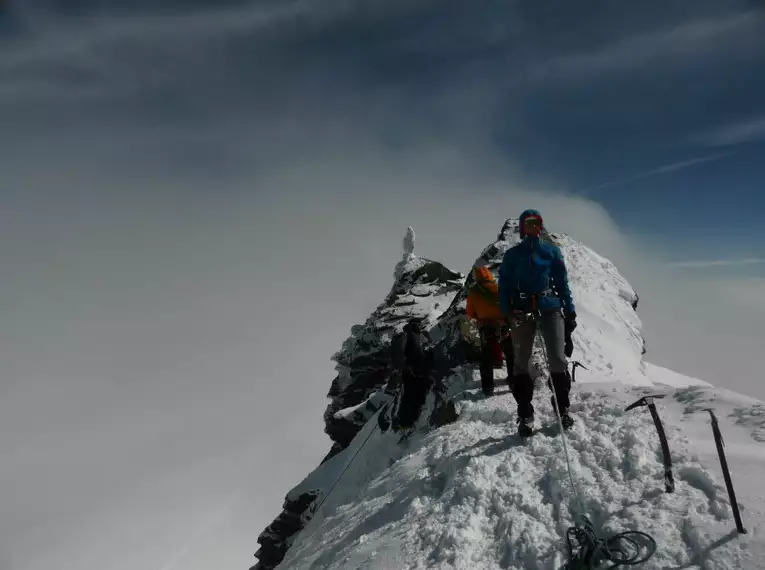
[536,321,657,569]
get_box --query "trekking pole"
[704,409,747,534]
[625,395,675,493]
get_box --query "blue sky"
[1,2,764,570]
[305,1,765,252]
[4,1,763,256]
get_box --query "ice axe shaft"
[626,394,675,493]
[705,409,747,534]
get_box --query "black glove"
[565,334,574,358]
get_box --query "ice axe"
[570,361,588,383]
[625,394,675,493]
[704,408,747,534]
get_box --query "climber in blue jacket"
[498,209,577,435]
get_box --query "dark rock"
[253,490,320,570]
[320,441,345,465]
[320,256,462,453]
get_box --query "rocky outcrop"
[251,491,319,570]
[321,238,463,463]
[252,228,463,570]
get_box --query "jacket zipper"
[530,240,537,312]
[529,240,534,279]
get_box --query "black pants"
[397,370,432,428]
[479,323,514,392]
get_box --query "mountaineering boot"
[517,414,535,437]
[480,368,494,396]
[547,371,573,430]
[549,371,571,407]
[510,373,535,436]
[560,408,574,430]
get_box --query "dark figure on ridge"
[390,319,433,430]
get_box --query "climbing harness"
[533,314,657,568]
[519,288,555,299]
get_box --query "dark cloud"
[3,1,763,192]
[9,0,254,17]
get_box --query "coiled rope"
[565,515,656,569]
[535,321,657,568]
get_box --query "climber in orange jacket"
[466,266,514,396]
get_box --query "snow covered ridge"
[253,218,647,570]
[253,218,765,570]
[323,248,464,462]
[277,378,765,570]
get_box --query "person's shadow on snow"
[449,386,511,404]
[450,433,530,460]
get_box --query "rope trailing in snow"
[310,400,393,519]
[536,324,657,569]
[536,326,586,517]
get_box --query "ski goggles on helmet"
[523,216,543,227]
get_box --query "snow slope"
[279,373,765,569]
[262,219,765,570]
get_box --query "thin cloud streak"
[536,10,764,80]
[694,116,765,147]
[581,151,736,194]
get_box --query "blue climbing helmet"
[518,209,544,238]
